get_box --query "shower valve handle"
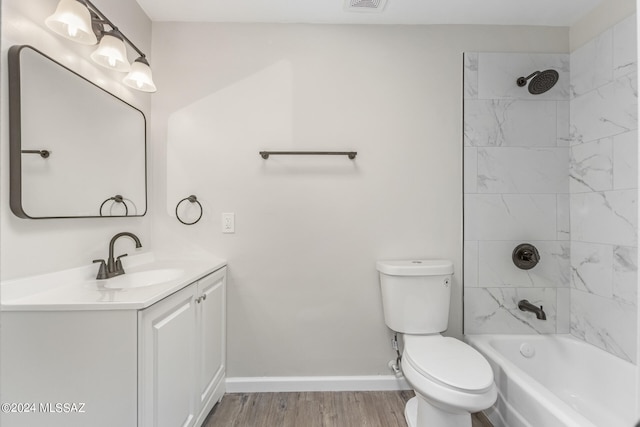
[512,243,540,270]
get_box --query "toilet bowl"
[401,335,497,427]
[376,259,497,427]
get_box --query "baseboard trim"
[225,375,411,393]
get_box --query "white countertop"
[1,251,227,311]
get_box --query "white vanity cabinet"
[138,267,227,427]
[1,258,227,427]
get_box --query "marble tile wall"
[464,14,638,364]
[569,14,638,363]
[464,52,571,335]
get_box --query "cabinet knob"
[195,297,201,303]
[202,294,207,301]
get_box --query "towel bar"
[259,151,357,160]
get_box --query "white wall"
[150,23,568,377]
[571,0,636,50]
[1,0,153,280]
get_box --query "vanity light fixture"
[45,0,97,45]
[90,29,130,72]
[123,57,156,92]
[45,0,157,92]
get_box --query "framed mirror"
[8,45,147,219]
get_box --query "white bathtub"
[466,334,638,427]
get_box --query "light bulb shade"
[123,57,157,92]
[45,0,97,45]
[90,31,130,72]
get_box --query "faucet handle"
[93,259,108,280]
[115,254,128,273]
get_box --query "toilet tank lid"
[376,260,453,276]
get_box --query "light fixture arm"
[81,0,147,59]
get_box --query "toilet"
[376,260,497,427]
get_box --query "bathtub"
[466,334,638,427]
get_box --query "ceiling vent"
[344,0,388,13]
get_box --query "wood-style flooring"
[203,391,493,427]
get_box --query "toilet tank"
[376,260,453,334]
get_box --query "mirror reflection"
[9,45,147,219]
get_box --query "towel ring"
[176,195,203,225]
[99,195,129,216]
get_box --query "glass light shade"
[45,0,97,45]
[123,58,157,92]
[90,32,131,72]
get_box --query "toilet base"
[404,396,471,427]
[404,397,419,427]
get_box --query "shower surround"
[464,51,571,335]
[569,14,637,363]
[464,14,638,363]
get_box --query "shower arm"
[516,71,540,87]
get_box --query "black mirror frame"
[8,44,148,219]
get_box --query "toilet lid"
[403,335,494,392]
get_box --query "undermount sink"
[100,268,184,289]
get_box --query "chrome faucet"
[93,232,142,279]
[518,299,546,320]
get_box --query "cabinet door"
[196,268,226,412]
[139,283,197,427]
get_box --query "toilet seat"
[403,335,494,393]
[401,335,497,414]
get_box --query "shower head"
[516,69,559,95]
